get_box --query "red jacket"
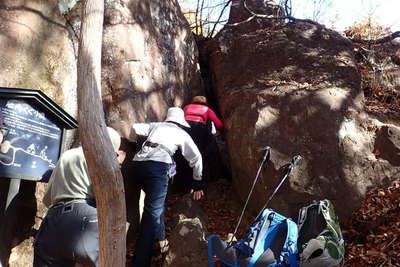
[184,104,224,129]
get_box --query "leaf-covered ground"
[160,179,400,267]
[343,181,400,266]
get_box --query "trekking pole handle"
[286,155,301,175]
[291,155,301,166]
[262,146,271,167]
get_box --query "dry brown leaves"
[199,179,246,238]
[153,179,400,266]
[165,179,245,239]
[343,181,400,267]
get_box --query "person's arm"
[114,121,138,142]
[132,122,157,137]
[180,133,204,200]
[43,186,52,208]
[117,121,157,142]
[207,108,224,130]
[43,171,55,207]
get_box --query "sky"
[179,0,400,33]
[291,0,400,32]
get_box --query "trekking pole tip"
[292,155,302,165]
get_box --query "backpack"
[297,200,345,267]
[208,209,298,267]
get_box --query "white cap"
[165,107,190,128]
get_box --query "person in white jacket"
[119,107,203,267]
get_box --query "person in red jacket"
[183,95,223,163]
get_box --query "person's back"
[183,96,223,151]
[133,122,202,178]
[34,127,121,267]
[120,107,204,267]
[43,147,92,207]
[34,147,99,267]
[184,103,223,129]
[183,97,225,184]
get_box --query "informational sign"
[0,98,62,181]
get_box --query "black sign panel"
[0,98,62,181]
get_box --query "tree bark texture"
[77,0,126,266]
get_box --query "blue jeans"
[132,160,169,267]
[33,201,98,267]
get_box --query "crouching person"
[119,107,204,267]
[33,127,122,267]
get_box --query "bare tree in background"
[278,0,292,17]
[346,18,400,107]
[309,0,333,22]
[77,0,126,266]
[179,0,232,37]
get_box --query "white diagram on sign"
[27,143,36,154]
[0,137,55,168]
[40,145,48,160]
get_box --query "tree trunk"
[76,0,126,266]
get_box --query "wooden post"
[77,0,126,266]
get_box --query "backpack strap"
[138,123,176,161]
[319,200,345,257]
[233,210,272,260]
[144,141,174,158]
[284,219,299,267]
[248,210,278,267]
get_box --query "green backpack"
[297,200,345,267]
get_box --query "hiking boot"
[154,239,169,254]
[152,239,169,262]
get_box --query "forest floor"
[159,178,400,267]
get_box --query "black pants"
[186,121,214,184]
[186,121,210,155]
[33,202,98,267]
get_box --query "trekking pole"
[254,155,302,221]
[229,147,271,245]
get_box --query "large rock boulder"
[207,1,400,219]
[0,1,77,265]
[0,0,203,265]
[0,0,78,115]
[99,0,203,124]
[226,0,284,34]
[163,195,208,267]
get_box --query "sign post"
[0,88,78,212]
[0,88,77,267]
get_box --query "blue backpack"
[208,209,299,267]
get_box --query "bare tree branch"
[183,0,319,36]
[350,31,400,44]
[202,1,231,10]
[195,0,200,35]
[209,0,232,37]
[199,0,205,36]
[284,0,292,17]
[225,0,319,28]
